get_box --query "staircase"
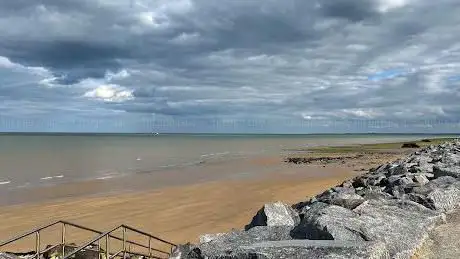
[0,221,176,259]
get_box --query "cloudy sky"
[1,0,460,133]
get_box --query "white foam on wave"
[96,176,114,180]
[40,175,65,180]
[95,171,121,180]
[201,151,230,158]
[0,180,11,185]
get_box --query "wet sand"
[0,149,409,252]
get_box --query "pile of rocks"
[285,154,363,164]
[171,139,460,259]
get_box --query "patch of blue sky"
[367,68,408,82]
[447,75,460,82]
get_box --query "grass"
[295,137,458,154]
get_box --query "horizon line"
[0,132,459,136]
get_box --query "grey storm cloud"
[1,0,460,132]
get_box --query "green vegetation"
[293,137,458,154]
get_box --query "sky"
[1,0,460,133]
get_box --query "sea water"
[0,133,454,190]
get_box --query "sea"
[0,133,457,191]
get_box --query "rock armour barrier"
[171,139,460,259]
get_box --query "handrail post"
[105,235,109,259]
[61,223,66,258]
[122,227,126,259]
[97,240,101,259]
[35,231,40,259]
[148,237,151,258]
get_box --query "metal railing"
[0,221,176,259]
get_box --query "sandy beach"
[0,143,416,252]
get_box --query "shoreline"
[178,139,460,258]
[0,137,456,251]
[0,173,357,251]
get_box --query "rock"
[414,210,460,259]
[441,153,460,165]
[433,165,460,178]
[296,200,328,216]
[367,175,387,186]
[387,175,402,185]
[315,188,365,210]
[402,142,420,148]
[290,203,364,241]
[291,199,445,258]
[0,252,35,259]
[231,240,390,259]
[390,185,407,199]
[199,233,227,244]
[414,174,430,185]
[0,253,20,259]
[397,176,414,186]
[352,177,368,188]
[421,139,432,143]
[360,189,394,200]
[341,179,354,188]
[388,164,408,176]
[245,202,300,230]
[170,243,204,259]
[352,199,445,258]
[409,176,460,212]
[329,192,365,210]
[199,226,293,256]
[417,162,434,173]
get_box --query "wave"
[135,149,267,174]
[0,180,11,185]
[40,175,65,181]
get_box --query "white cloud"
[83,84,133,102]
[0,56,49,76]
[138,11,165,27]
[106,69,130,81]
[342,109,383,119]
[376,0,412,13]
[170,32,201,45]
[0,56,17,68]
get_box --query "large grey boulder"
[245,202,300,231]
[291,203,364,241]
[414,210,460,259]
[433,165,460,178]
[315,187,365,210]
[199,226,293,256]
[413,174,430,185]
[440,153,460,165]
[170,243,204,259]
[408,176,460,212]
[360,189,394,201]
[291,199,445,258]
[329,192,365,210]
[352,199,445,258]
[0,254,20,259]
[228,240,390,259]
